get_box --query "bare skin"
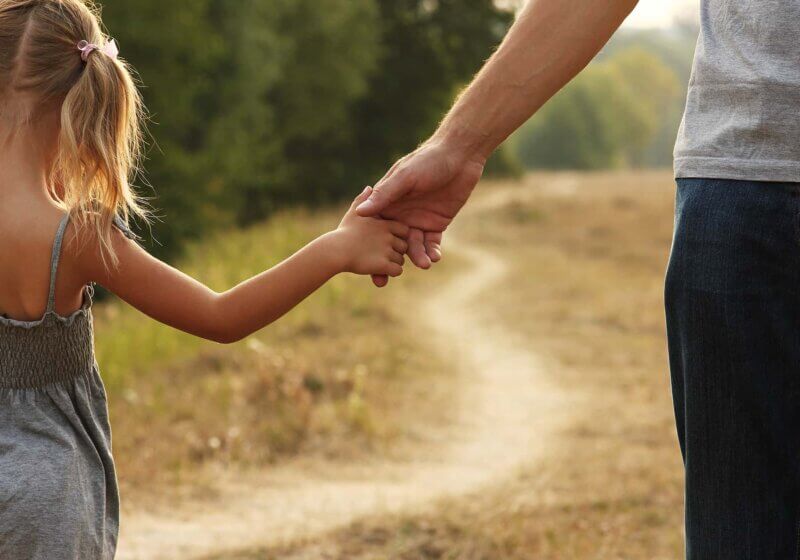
[0,111,409,343]
[359,0,640,286]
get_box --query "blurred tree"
[601,28,695,85]
[345,0,514,186]
[513,45,683,170]
[102,0,379,249]
[609,48,680,166]
[599,28,696,167]
[99,0,512,254]
[207,0,381,224]
[101,0,225,253]
[483,145,524,179]
[204,0,289,227]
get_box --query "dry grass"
[94,208,449,503]
[226,170,686,559]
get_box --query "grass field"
[114,170,687,559]
[95,207,450,503]
[220,170,686,559]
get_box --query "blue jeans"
[666,178,800,559]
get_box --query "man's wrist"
[431,118,495,165]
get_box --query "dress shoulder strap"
[45,213,138,314]
[46,213,71,314]
[113,214,139,241]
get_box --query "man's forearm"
[433,0,639,161]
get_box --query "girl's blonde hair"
[0,0,147,266]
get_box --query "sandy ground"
[220,171,685,559]
[116,183,577,560]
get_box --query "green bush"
[512,32,688,171]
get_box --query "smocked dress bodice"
[0,213,135,560]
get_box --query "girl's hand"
[332,187,409,277]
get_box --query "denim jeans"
[666,178,800,559]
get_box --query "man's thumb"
[357,179,400,216]
[350,186,373,209]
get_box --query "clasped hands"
[354,140,486,286]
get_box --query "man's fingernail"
[357,199,374,212]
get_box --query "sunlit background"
[625,0,698,28]
[96,0,702,259]
[92,1,701,558]
[501,0,699,28]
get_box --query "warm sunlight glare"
[624,0,699,28]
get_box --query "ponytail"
[56,34,147,267]
[0,0,149,268]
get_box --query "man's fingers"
[427,242,442,263]
[407,228,432,270]
[372,274,389,288]
[377,159,402,187]
[425,231,443,244]
[424,231,443,263]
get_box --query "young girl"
[0,1,409,558]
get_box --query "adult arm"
[360,0,640,274]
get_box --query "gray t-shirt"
[674,0,800,181]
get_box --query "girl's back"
[0,206,83,320]
[0,214,54,320]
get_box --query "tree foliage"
[97,0,511,256]
[346,0,513,185]
[512,30,690,171]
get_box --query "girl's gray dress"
[0,213,134,559]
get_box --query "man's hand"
[358,0,638,288]
[357,140,485,287]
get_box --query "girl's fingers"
[350,186,373,209]
[388,250,405,265]
[385,263,403,277]
[387,221,410,238]
[392,237,409,253]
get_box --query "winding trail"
[117,185,573,560]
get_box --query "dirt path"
[117,185,574,560]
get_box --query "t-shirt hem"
[674,156,800,183]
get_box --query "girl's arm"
[77,188,409,344]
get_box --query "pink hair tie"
[77,39,119,62]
